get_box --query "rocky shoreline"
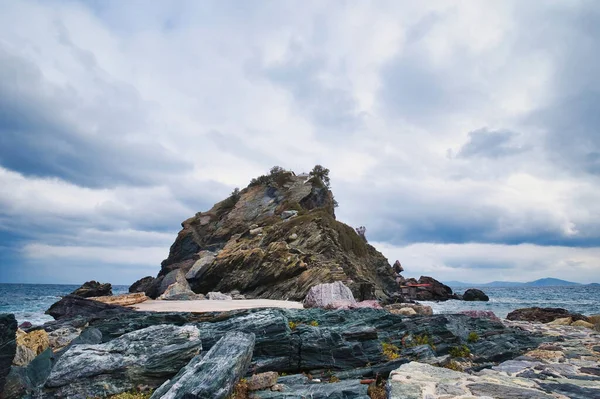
[1,292,599,398]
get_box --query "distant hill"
[444,277,585,288]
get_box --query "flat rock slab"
[253,379,369,399]
[44,324,202,398]
[151,331,255,399]
[129,299,303,312]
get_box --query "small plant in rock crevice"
[449,345,471,358]
[381,342,400,360]
[467,331,479,343]
[443,360,464,372]
[405,333,436,351]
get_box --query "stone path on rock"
[388,321,600,399]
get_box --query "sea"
[0,283,599,326]
[0,284,129,326]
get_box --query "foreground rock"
[88,292,148,306]
[462,288,489,301]
[45,294,133,320]
[44,324,202,398]
[507,307,590,323]
[151,331,254,399]
[389,321,600,399]
[80,307,551,375]
[253,378,369,398]
[0,314,18,394]
[303,281,357,309]
[70,280,112,298]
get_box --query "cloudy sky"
[1,0,600,285]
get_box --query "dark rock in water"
[44,324,202,398]
[129,276,155,293]
[18,322,32,330]
[151,331,254,399]
[253,379,369,398]
[462,288,489,302]
[0,314,17,394]
[506,307,590,323]
[70,281,112,298]
[415,276,456,301]
[45,295,132,320]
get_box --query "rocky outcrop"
[151,332,254,399]
[45,294,133,320]
[462,288,489,301]
[303,281,356,309]
[70,281,112,298]
[414,276,457,301]
[138,169,399,301]
[129,276,156,293]
[388,321,600,399]
[88,292,148,306]
[44,324,202,398]
[0,314,17,394]
[507,307,590,324]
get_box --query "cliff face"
[144,170,399,301]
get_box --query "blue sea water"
[0,284,128,326]
[0,283,599,326]
[423,285,600,318]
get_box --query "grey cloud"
[0,45,192,189]
[456,128,530,159]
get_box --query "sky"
[1,0,600,285]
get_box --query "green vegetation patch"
[449,345,471,358]
[467,331,479,343]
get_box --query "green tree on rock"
[309,165,331,188]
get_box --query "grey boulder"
[303,282,356,309]
[151,331,255,399]
[44,324,202,398]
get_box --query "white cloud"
[374,241,600,283]
[0,0,599,284]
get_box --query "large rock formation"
[135,169,399,301]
